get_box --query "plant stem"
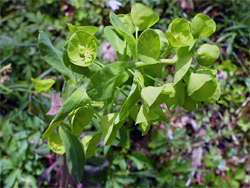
[128,68,135,77]
[116,87,128,97]
[160,56,177,65]
[145,74,164,86]
[135,27,139,59]
[93,61,104,68]
[59,154,69,188]
[94,110,102,119]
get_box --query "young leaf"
[173,55,192,85]
[42,88,89,141]
[117,14,135,34]
[104,26,130,61]
[166,18,194,48]
[68,31,98,67]
[191,13,216,38]
[38,31,75,86]
[59,124,85,184]
[68,105,94,136]
[81,132,102,159]
[48,132,65,154]
[131,3,159,31]
[187,73,217,101]
[154,29,170,56]
[67,23,99,35]
[138,29,160,64]
[109,12,137,59]
[86,62,129,101]
[31,78,55,93]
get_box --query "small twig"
[145,74,164,86]
[235,96,250,115]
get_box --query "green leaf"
[234,169,245,180]
[31,78,55,93]
[138,29,160,64]
[131,3,159,31]
[182,94,201,111]
[68,31,97,67]
[69,105,94,136]
[100,113,125,145]
[196,44,220,66]
[86,62,129,101]
[166,82,185,110]
[166,18,194,48]
[81,132,102,159]
[191,13,216,38]
[187,73,217,101]
[154,29,170,56]
[136,105,167,135]
[128,151,153,170]
[63,43,100,77]
[42,88,89,141]
[29,95,52,124]
[237,118,250,132]
[109,12,137,60]
[59,124,85,184]
[104,26,130,61]
[173,55,192,85]
[119,75,140,121]
[48,132,65,154]
[141,86,170,108]
[38,31,75,86]
[4,169,21,188]
[204,82,221,105]
[100,113,117,145]
[67,23,99,35]
[118,14,135,34]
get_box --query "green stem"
[145,74,164,86]
[116,87,128,97]
[135,27,139,60]
[94,110,102,119]
[128,68,135,77]
[93,61,104,68]
[160,56,177,65]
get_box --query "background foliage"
[0,0,249,187]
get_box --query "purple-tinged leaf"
[47,92,62,116]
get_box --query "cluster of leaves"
[1,0,249,187]
[0,0,116,187]
[29,3,224,186]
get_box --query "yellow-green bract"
[68,31,97,67]
[166,18,194,48]
[196,44,220,66]
[31,78,55,93]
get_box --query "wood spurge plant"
[30,3,221,184]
